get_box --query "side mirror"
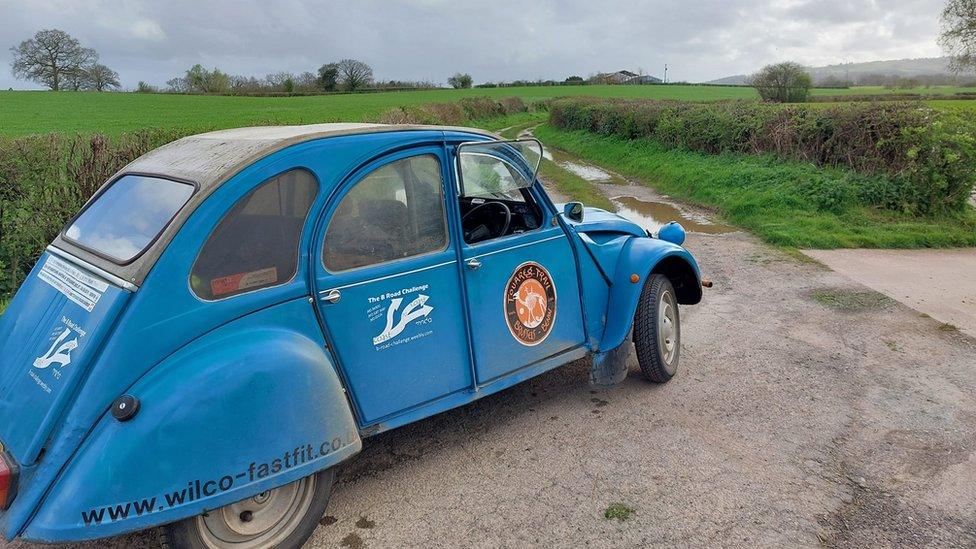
[563,202,584,222]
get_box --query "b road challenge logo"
[504,262,556,346]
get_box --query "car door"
[454,145,586,384]
[313,147,472,425]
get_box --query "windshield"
[64,174,195,264]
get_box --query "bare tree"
[748,62,812,103]
[941,0,976,72]
[335,59,373,91]
[10,29,96,91]
[85,63,120,91]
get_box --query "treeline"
[548,98,976,216]
[137,59,444,95]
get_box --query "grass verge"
[538,158,615,211]
[533,124,976,249]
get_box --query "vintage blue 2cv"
[0,123,704,548]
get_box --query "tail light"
[0,451,18,510]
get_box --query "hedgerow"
[548,98,976,215]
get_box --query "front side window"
[64,174,194,263]
[323,155,448,272]
[191,169,317,300]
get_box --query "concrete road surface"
[804,248,976,339]
[4,216,976,548]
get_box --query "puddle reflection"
[611,196,735,234]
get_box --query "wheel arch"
[597,237,701,353]
[22,302,361,543]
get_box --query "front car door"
[313,147,472,425]
[454,141,586,384]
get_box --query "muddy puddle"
[521,126,735,234]
[610,195,735,234]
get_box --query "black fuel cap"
[111,395,140,422]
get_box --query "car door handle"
[465,258,482,270]
[320,288,341,304]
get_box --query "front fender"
[598,237,701,353]
[24,300,360,543]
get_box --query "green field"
[0,85,755,137]
[6,84,975,137]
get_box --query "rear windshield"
[64,174,195,264]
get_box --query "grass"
[533,124,976,249]
[810,289,893,311]
[0,297,8,315]
[6,84,973,138]
[604,503,635,521]
[538,157,615,211]
[0,85,759,137]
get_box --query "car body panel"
[25,299,359,541]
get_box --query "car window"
[63,174,194,263]
[459,153,525,202]
[190,169,318,300]
[323,154,448,272]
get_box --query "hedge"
[548,98,976,216]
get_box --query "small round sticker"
[504,262,557,346]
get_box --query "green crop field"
[0,85,757,137]
[6,84,973,138]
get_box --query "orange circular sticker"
[505,262,557,346]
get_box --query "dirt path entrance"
[804,248,976,339]
[7,144,976,549]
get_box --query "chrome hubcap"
[658,290,678,373]
[197,477,315,548]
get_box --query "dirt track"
[6,191,976,549]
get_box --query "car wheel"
[163,468,335,549]
[633,274,680,383]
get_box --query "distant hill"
[706,57,969,85]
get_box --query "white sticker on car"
[367,285,434,350]
[37,255,109,312]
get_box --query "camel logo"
[33,327,79,370]
[373,294,434,346]
[504,262,557,346]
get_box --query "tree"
[317,63,339,91]
[335,59,373,91]
[564,75,585,85]
[748,62,812,103]
[447,73,473,89]
[183,64,230,94]
[85,63,120,91]
[941,0,976,72]
[9,29,96,91]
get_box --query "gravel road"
[5,192,976,549]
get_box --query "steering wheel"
[462,201,512,243]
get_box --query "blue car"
[0,123,703,548]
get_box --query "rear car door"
[313,147,472,426]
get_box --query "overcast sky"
[0,0,947,89]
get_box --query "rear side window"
[64,174,194,263]
[191,169,318,300]
[323,155,448,272]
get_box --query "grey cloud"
[0,0,947,89]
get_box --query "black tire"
[633,274,680,383]
[163,468,335,549]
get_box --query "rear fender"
[598,237,701,353]
[23,301,360,542]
